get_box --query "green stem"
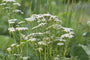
[45,46,46,60]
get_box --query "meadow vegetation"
[0,0,90,60]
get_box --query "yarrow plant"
[7,14,74,60]
[0,0,23,15]
[0,0,24,23]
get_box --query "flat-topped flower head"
[32,23,47,30]
[8,27,15,32]
[13,9,24,14]
[62,27,73,32]
[7,47,11,52]
[16,45,20,47]
[22,57,29,60]
[13,3,21,6]
[27,38,36,42]
[16,27,28,31]
[18,21,25,24]
[8,19,17,24]
[61,33,74,38]
[25,14,62,24]
[20,42,25,45]
[25,15,36,22]
[38,41,46,45]
[2,0,16,2]
[11,43,16,47]
[37,47,43,52]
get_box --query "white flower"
[16,27,28,31]
[16,45,20,47]
[54,24,62,29]
[61,34,74,38]
[11,44,16,47]
[22,57,29,60]
[8,19,17,21]
[25,17,35,22]
[57,43,64,46]
[13,9,24,14]
[38,41,46,45]
[21,42,25,45]
[27,38,36,42]
[2,0,16,2]
[8,19,17,24]
[36,15,43,19]
[7,47,11,51]
[13,3,21,6]
[36,32,43,35]
[8,27,15,32]
[82,32,87,36]
[43,14,51,17]
[37,47,43,52]
[32,23,47,30]
[18,21,25,24]
[46,24,62,30]
[37,23,47,27]
[25,15,36,22]
[32,26,38,30]
[69,32,74,34]
[62,27,73,32]
[54,18,62,23]
[54,57,60,60]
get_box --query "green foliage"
[0,36,14,51]
[71,44,89,60]
[79,44,90,57]
[0,36,14,60]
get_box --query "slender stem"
[27,42,29,58]
[30,0,32,16]
[40,51,41,60]
[45,46,46,60]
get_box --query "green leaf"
[71,44,89,60]
[79,44,90,56]
[0,36,14,51]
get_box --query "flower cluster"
[0,0,23,15]
[2,0,16,2]
[7,14,74,60]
